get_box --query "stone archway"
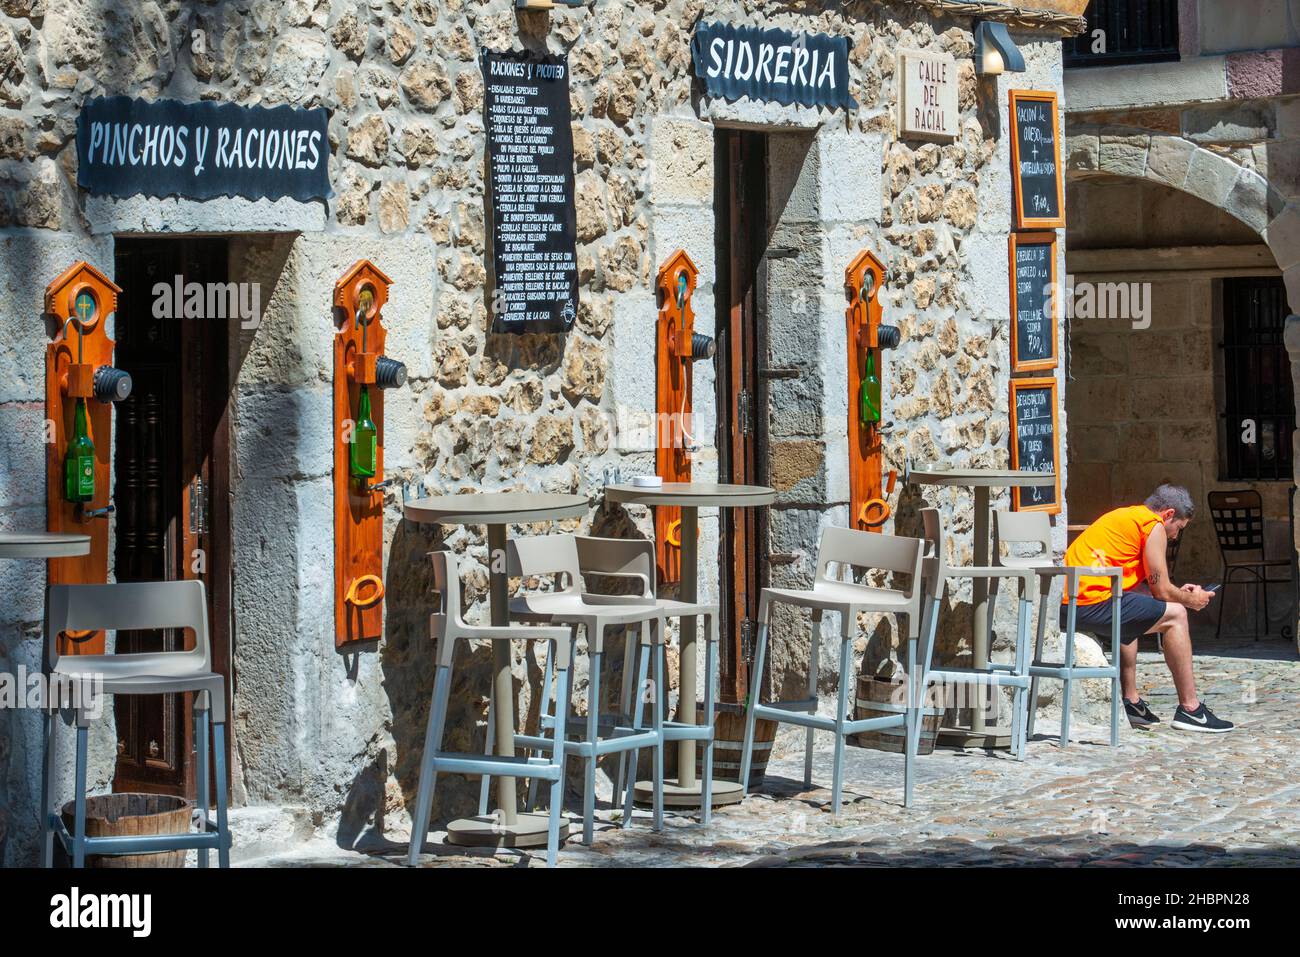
[1065,124,1300,610]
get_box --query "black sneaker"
[1170,702,1235,734]
[1124,697,1161,728]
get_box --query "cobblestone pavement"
[249,637,1300,868]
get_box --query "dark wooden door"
[112,238,232,798]
[715,130,769,704]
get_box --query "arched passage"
[1063,137,1296,632]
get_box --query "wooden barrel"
[692,702,778,789]
[852,674,943,755]
[60,794,193,868]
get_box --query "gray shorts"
[1059,591,1167,644]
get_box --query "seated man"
[1062,484,1233,733]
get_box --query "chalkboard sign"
[482,48,579,333]
[1009,232,1058,372]
[1009,90,1064,229]
[1010,377,1061,514]
[77,96,331,202]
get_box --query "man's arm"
[1144,524,1210,610]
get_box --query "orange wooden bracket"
[45,262,121,655]
[845,250,887,534]
[333,260,392,649]
[655,249,698,585]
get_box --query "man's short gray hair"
[1145,484,1195,519]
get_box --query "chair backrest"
[814,525,925,600]
[574,536,655,598]
[1208,489,1265,554]
[428,549,463,624]
[507,534,581,594]
[919,508,950,597]
[46,580,210,672]
[993,510,1053,568]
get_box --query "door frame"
[111,237,234,799]
[715,129,770,704]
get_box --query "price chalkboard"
[1009,232,1058,372]
[482,47,579,333]
[1009,90,1064,229]
[1010,377,1061,514]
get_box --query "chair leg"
[526,641,555,813]
[194,698,211,868]
[72,722,88,869]
[582,644,603,845]
[805,611,821,790]
[1215,567,1229,640]
[830,633,852,820]
[212,721,231,868]
[1060,599,1078,749]
[1009,596,1030,761]
[40,708,57,869]
[1110,588,1122,749]
[651,623,666,833]
[701,615,716,825]
[620,640,652,827]
[904,635,917,808]
[614,626,637,807]
[546,665,570,868]
[479,684,496,817]
[739,618,770,797]
[407,665,452,866]
[1028,583,1050,742]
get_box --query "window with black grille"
[1220,276,1294,482]
[1063,0,1180,68]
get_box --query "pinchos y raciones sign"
[897,49,958,141]
[76,96,331,202]
[691,21,857,111]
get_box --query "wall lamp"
[974,20,1026,75]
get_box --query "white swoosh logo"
[1183,711,1208,725]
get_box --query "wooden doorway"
[111,238,233,798]
[715,129,770,704]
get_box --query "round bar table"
[0,530,92,560]
[604,482,775,808]
[402,491,589,848]
[905,467,1057,749]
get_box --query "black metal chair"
[1208,490,1291,640]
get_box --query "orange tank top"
[1063,505,1162,606]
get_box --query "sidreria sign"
[690,21,857,111]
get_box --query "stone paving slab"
[245,639,1300,868]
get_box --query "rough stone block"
[1264,203,1300,271]
[1065,130,1099,174]
[649,116,714,206]
[0,403,46,508]
[1144,135,1195,189]
[1184,147,1243,208]
[1182,102,1275,144]
[235,386,333,481]
[1224,168,1270,233]
[818,128,883,223]
[1098,130,1149,178]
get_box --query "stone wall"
[0,0,1068,861]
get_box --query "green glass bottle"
[64,398,96,503]
[859,351,881,426]
[350,386,377,479]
